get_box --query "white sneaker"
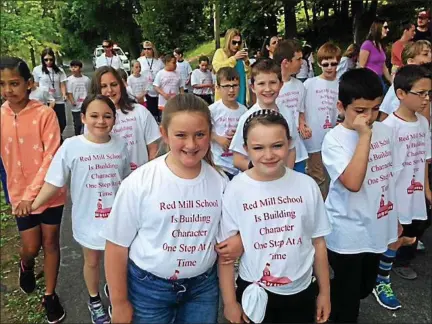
[417,240,425,251]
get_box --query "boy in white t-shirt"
[274,39,312,174]
[66,60,91,135]
[191,56,214,105]
[379,40,432,122]
[229,59,296,172]
[371,65,431,310]
[302,42,341,199]
[322,68,398,323]
[127,60,150,104]
[153,54,184,111]
[174,48,192,93]
[29,84,54,107]
[210,67,247,179]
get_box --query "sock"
[376,249,397,284]
[89,293,101,304]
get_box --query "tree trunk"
[30,46,36,69]
[312,1,318,30]
[323,3,329,20]
[213,0,220,50]
[352,0,364,44]
[284,0,298,38]
[368,0,378,18]
[303,0,310,25]
[341,0,349,23]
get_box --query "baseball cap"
[418,10,430,19]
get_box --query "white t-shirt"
[153,69,183,107]
[176,60,192,89]
[29,86,52,104]
[137,57,164,97]
[322,123,398,254]
[95,53,122,70]
[66,75,91,112]
[230,103,296,158]
[45,135,130,250]
[191,69,214,95]
[111,103,160,169]
[33,65,67,104]
[383,113,431,224]
[336,57,355,80]
[218,168,331,322]
[379,85,399,115]
[127,73,150,98]
[102,154,228,279]
[210,100,248,175]
[303,76,339,153]
[296,56,314,79]
[276,78,308,162]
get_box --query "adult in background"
[296,43,315,82]
[413,10,431,41]
[261,36,279,59]
[391,21,416,74]
[212,28,250,105]
[33,47,67,136]
[137,41,164,120]
[359,18,392,92]
[95,39,122,70]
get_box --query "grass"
[185,38,225,68]
[0,184,46,323]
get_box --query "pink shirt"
[361,40,386,76]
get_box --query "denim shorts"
[128,259,219,323]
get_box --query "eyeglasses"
[220,84,240,90]
[321,62,338,67]
[409,90,432,99]
[44,58,54,62]
[143,47,153,50]
[231,41,241,46]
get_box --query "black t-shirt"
[413,28,431,41]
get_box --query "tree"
[1,1,62,68]
[283,0,300,38]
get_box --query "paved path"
[56,63,431,322]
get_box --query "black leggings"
[53,103,66,136]
[145,95,160,122]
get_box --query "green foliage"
[1,0,62,68]
[136,0,213,55]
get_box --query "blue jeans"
[128,260,219,323]
[294,160,307,174]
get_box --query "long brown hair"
[161,94,221,173]
[367,18,386,50]
[91,66,135,114]
[223,28,242,57]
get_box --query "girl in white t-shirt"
[102,94,242,324]
[218,109,331,324]
[92,66,161,170]
[127,60,149,104]
[32,94,130,324]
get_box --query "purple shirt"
[361,40,386,76]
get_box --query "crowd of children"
[0,32,431,324]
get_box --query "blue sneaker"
[87,300,110,324]
[373,282,402,310]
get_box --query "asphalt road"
[56,62,431,323]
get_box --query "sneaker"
[373,282,402,310]
[19,260,36,294]
[393,266,417,280]
[417,240,425,251]
[87,299,110,324]
[43,293,66,323]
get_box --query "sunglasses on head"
[44,58,54,62]
[231,40,241,46]
[321,62,338,67]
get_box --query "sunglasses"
[44,58,54,62]
[231,40,241,46]
[102,45,112,49]
[143,47,153,50]
[321,62,338,67]
[383,26,389,30]
[418,16,427,20]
